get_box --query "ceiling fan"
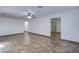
[0,6,44,19]
[22,10,37,19]
[0,10,37,19]
[22,6,44,19]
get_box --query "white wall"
[24,21,29,31]
[0,17,24,36]
[50,8,79,42]
[28,18,50,36]
[27,8,79,42]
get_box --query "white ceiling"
[0,6,79,19]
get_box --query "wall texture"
[0,17,24,36]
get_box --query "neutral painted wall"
[28,18,50,36]
[24,21,29,31]
[27,8,79,42]
[50,8,79,42]
[0,17,24,36]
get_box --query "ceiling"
[0,6,79,19]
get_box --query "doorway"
[51,18,62,52]
[51,18,61,40]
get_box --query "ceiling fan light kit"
[27,15,32,19]
[22,10,37,19]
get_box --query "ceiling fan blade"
[32,15,38,18]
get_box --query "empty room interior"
[0,6,79,53]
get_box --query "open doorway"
[51,18,61,40]
[51,18,62,52]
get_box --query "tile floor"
[0,32,79,53]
